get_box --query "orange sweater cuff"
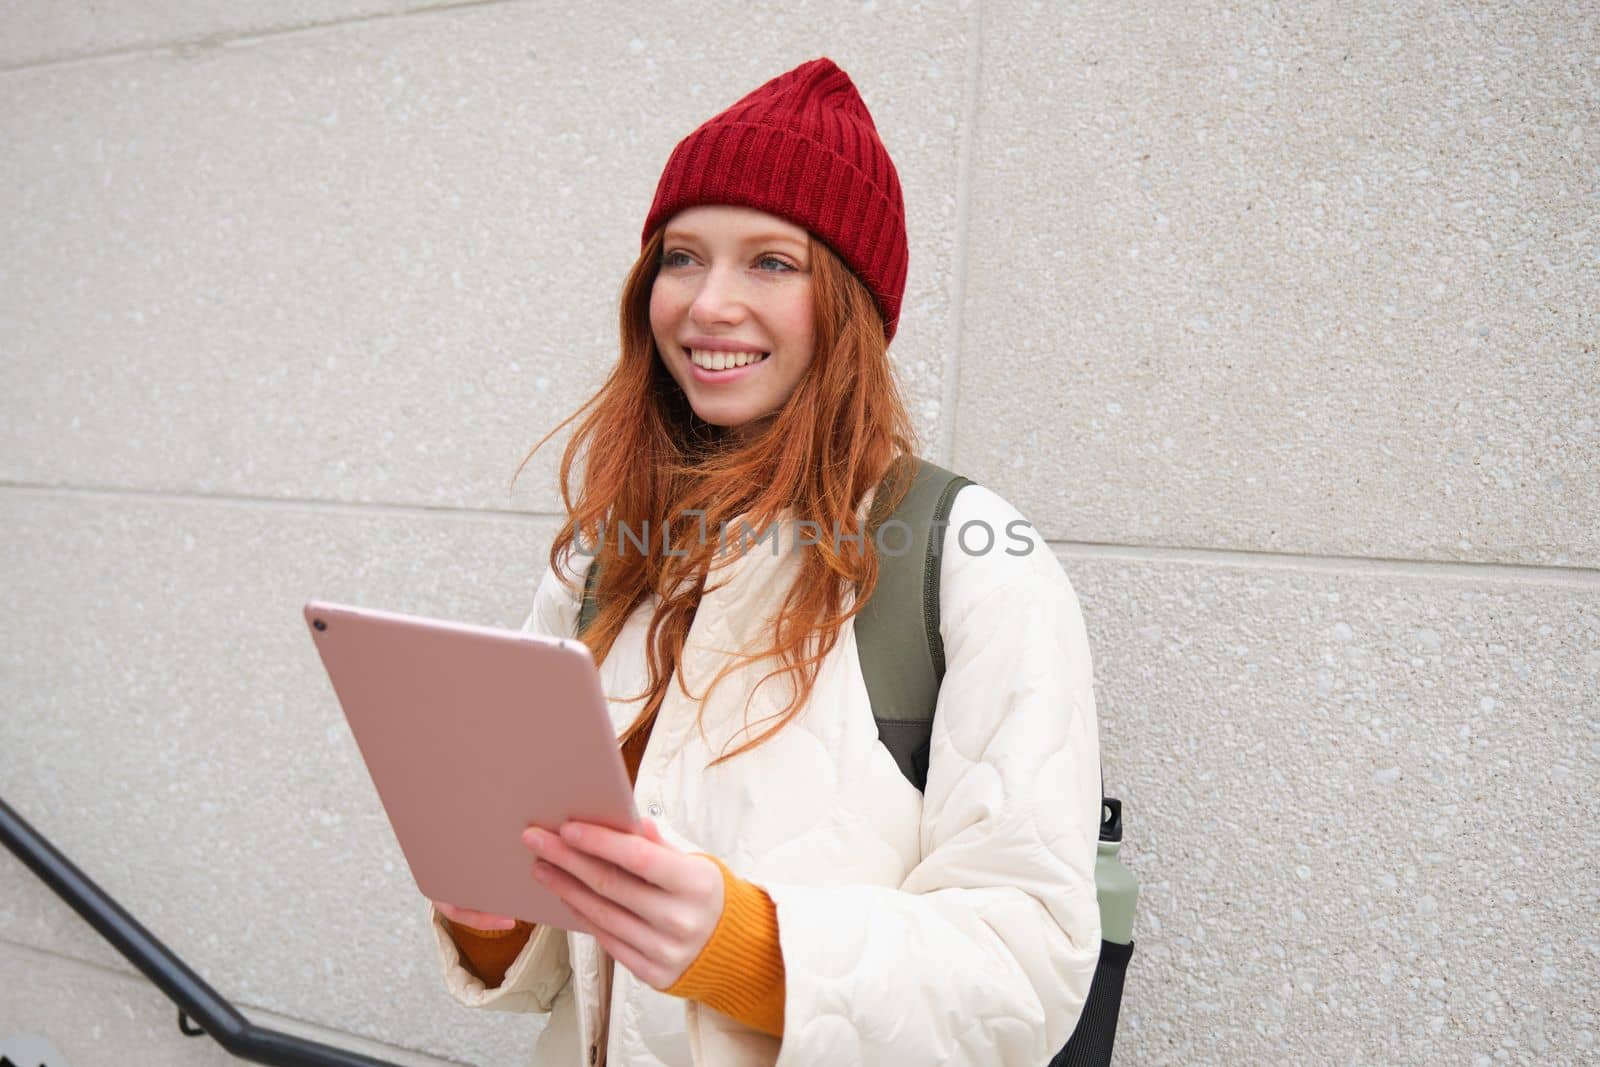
[446,918,536,987]
[663,855,786,1038]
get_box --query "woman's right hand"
[433,900,519,932]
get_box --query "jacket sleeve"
[428,552,587,1012]
[763,485,1103,1065]
[429,907,572,1013]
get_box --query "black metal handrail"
[0,793,403,1067]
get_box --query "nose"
[687,263,748,328]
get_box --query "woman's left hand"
[523,817,724,991]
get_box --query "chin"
[689,404,760,429]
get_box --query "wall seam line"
[3,481,1595,583]
[0,0,525,76]
[937,0,983,468]
[1041,541,1600,588]
[0,480,549,522]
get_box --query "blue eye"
[658,250,798,272]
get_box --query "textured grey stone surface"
[958,1,1597,566]
[0,491,558,1066]
[0,940,466,1066]
[0,1,967,515]
[0,1,458,69]
[1063,546,1599,1065]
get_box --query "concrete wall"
[2,2,1594,1064]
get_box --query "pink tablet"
[304,600,637,930]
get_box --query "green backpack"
[577,455,1132,1066]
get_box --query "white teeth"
[689,348,769,371]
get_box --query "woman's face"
[649,205,815,437]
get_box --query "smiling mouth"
[688,348,770,372]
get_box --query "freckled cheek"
[783,317,816,358]
[647,290,669,337]
[647,281,686,334]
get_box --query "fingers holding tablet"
[521,818,726,991]
[434,900,519,932]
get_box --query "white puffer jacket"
[430,482,1102,1066]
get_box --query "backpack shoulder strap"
[577,554,600,637]
[855,454,975,792]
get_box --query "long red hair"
[513,225,918,765]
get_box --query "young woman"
[427,57,1102,1067]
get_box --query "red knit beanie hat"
[642,57,909,343]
